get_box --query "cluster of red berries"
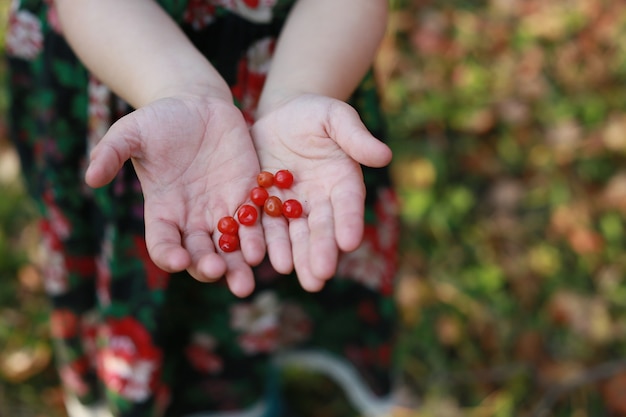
[217,169,304,252]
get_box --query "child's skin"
[54,0,391,297]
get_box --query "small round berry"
[257,171,274,188]
[250,186,269,206]
[264,196,283,217]
[274,169,294,189]
[282,199,303,218]
[218,233,240,252]
[217,216,239,235]
[237,204,258,226]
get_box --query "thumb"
[85,114,141,188]
[327,102,393,168]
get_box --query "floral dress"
[5,1,400,416]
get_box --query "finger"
[327,103,393,168]
[144,218,192,273]
[184,229,228,281]
[238,218,267,267]
[289,219,326,292]
[85,116,140,188]
[306,199,338,281]
[222,257,256,298]
[194,252,229,281]
[331,185,366,252]
[263,213,293,275]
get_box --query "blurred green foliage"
[385,0,626,415]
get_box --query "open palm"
[85,95,264,297]
[251,94,393,292]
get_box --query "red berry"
[282,199,303,218]
[257,171,274,188]
[218,233,239,252]
[250,186,269,206]
[274,170,294,189]
[237,204,258,226]
[217,216,239,235]
[264,196,283,217]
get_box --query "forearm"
[54,0,231,108]
[257,0,388,116]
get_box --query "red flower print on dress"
[40,220,70,296]
[154,385,172,417]
[98,317,163,402]
[6,5,43,60]
[66,257,97,280]
[345,343,393,370]
[231,38,274,124]
[375,188,401,252]
[43,0,63,34]
[230,291,280,354]
[39,195,95,293]
[337,231,389,292]
[43,190,72,240]
[185,333,224,374]
[81,312,100,369]
[184,0,216,30]
[50,309,80,339]
[41,248,68,295]
[211,0,277,24]
[59,357,91,397]
[278,303,312,348]
[96,256,111,306]
[96,226,113,306]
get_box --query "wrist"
[140,63,234,107]
[256,89,309,119]
[147,79,233,107]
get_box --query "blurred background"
[3,0,626,416]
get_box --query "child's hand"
[251,94,392,292]
[85,94,265,297]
